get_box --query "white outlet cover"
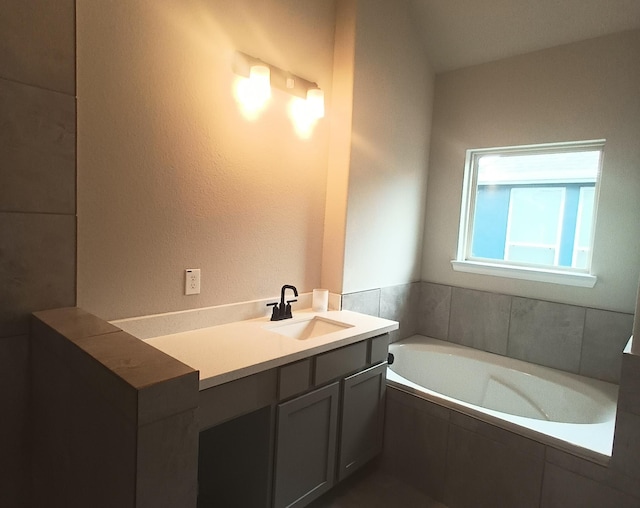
[185,269,201,295]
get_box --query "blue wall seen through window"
[471,183,594,267]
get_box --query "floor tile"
[308,464,448,508]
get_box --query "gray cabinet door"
[273,382,340,508]
[338,362,387,481]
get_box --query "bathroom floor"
[308,464,448,508]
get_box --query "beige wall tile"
[382,388,449,500]
[342,289,381,317]
[380,282,420,342]
[611,410,640,480]
[0,335,29,508]
[31,336,72,507]
[508,298,585,373]
[0,212,75,337]
[541,462,639,508]
[69,379,137,508]
[580,309,634,383]
[617,351,640,416]
[418,282,452,341]
[0,0,75,94]
[136,410,199,508]
[449,287,511,355]
[0,78,76,214]
[444,423,544,508]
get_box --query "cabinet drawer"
[199,369,277,430]
[278,358,311,400]
[369,334,389,365]
[314,341,367,386]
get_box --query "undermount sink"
[267,316,354,340]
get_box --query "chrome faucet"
[267,284,299,321]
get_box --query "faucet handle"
[266,302,279,321]
[284,299,297,319]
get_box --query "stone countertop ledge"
[144,309,398,390]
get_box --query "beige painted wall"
[321,0,357,294]
[340,0,434,293]
[422,30,640,313]
[77,0,336,320]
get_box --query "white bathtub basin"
[387,335,619,460]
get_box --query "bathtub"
[386,335,619,462]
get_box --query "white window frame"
[452,140,604,288]
[572,186,595,269]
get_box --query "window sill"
[450,260,597,288]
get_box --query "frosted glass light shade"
[306,88,324,119]
[249,64,271,103]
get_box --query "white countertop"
[144,309,398,390]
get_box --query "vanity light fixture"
[232,51,325,125]
[306,88,325,119]
[248,63,271,103]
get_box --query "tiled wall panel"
[1,1,76,504]
[508,298,585,373]
[381,388,449,500]
[346,281,632,382]
[0,0,75,94]
[0,78,76,214]
[0,335,29,508]
[342,289,381,317]
[581,309,635,382]
[417,281,633,383]
[382,387,640,508]
[31,309,199,508]
[380,283,420,343]
[418,282,451,340]
[444,420,544,508]
[449,287,511,355]
[541,463,638,508]
[343,283,421,343]
[0,213,76,337]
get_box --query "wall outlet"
[185,269,201,295]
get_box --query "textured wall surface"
[342,0,433,293]
[422,29,640,313]
[0,1,76,505]
[76,0,336,320]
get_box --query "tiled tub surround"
[343,281,634,383]
[342,283,421,344]
[381,386,640,508]
[387,336,618,460]
[344,281,640,505]
[30,308,200,508]
[420,282,634,384]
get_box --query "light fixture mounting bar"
[233,51,319,99]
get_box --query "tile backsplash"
[342,281,633,383]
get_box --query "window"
[453,140,604,287]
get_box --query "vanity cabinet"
[273,335,388,508]
[338,362,386,481]
[197,333,389,508]
[273,382,340,508]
